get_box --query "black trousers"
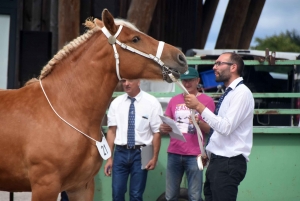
[204,153,247,201]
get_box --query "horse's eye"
[132,36,140,43]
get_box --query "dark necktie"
[206,80,243,146]
[206,87,232,146]
[214,87,232,115]
[127,97,136,148]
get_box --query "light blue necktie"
[127,97,136,148]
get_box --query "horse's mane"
[25,18,139,85]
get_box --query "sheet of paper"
[141,145,153,169]
[159,115,186,142]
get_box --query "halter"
[101,25,175,81]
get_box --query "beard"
[215,71,230,83]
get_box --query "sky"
[204,0,300,49]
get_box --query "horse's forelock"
[114,19,141,32]
[85,17,140,32]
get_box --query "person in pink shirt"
[159,67,215,201]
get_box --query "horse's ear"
[102,9,117,35]
[94,18,104,28]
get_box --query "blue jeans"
[112,145,148,201]
[166,153,203,201]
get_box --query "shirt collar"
[127,90,143,102]
[228,77,243,90]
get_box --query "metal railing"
[102,57,300,134]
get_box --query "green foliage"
[251,30,300,52]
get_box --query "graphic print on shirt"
[174,103,199,134]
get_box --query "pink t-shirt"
[165,93,215,156]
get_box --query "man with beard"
[184,52,254,201]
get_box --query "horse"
[0,9,187,201]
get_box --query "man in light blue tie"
[184,52,254,201]
[104,79,163,201]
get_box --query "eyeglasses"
[214,61,234,66]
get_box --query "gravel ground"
[0,192,61,201]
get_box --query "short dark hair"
[222,52,244,76]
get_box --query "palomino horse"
[0,9,187,201]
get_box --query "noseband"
[101,25,175,81]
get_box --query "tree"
[251,30,300,52]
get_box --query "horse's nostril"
[178,54,187,65]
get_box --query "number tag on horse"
[96,136,111,160]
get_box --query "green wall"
[94,134,300,201]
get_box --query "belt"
[116,144,146,149]
[211,153,245,160]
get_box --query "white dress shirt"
[107,90,163,146]
[202,77,254,161]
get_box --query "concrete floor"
[0,192,61,201]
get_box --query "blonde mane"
[25,18,140,86]
[38,19,101,80]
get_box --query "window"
[0,14,10,89]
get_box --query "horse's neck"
[41,40,118,133]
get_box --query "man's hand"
[201,155,209,167]
[184,94,205,113]
[184,94,200,109]
[189,115,199,124]
[159,123,172,135]
[104,158,113,177]
[145,158,157,170]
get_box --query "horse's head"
[99,9,187,83]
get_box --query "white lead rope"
[39,79,98,143]
[39,80,112,160]
[39,80,111,160]
[168,74,206,170]
[174,80,206,156]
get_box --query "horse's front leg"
[30,176,61,201]
[67,178,95,201]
